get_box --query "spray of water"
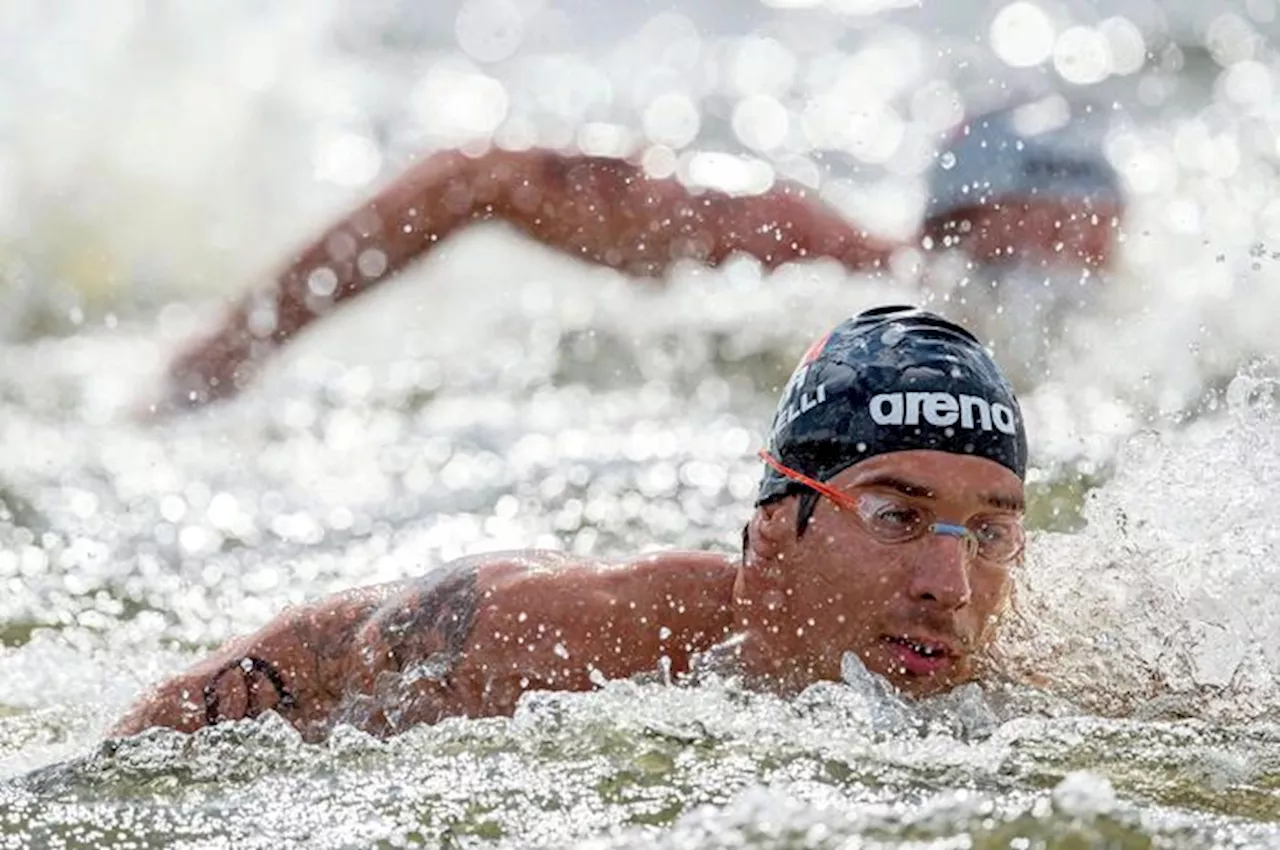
[994,365,1280,720]
[5,2,1280,845]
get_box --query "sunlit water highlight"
[5,1,1280,847]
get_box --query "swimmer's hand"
[139,310,263,419]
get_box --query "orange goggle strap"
[757,449,858,512]
[757,448,977,545]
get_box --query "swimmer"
[154,97,1122,411]
[113,305,1029,741]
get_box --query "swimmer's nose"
[908,526,972,610]
[931,521,980,555]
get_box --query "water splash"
[7,677,1278,848]
[994,367,1280,720]
[4,2,1280,847]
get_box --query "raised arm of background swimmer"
[159,147,896,409]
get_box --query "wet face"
[762,450,1024,697]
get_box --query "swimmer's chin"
[842,647,978,700]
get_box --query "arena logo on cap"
[868,391,1018,435]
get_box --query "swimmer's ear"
[747,500,793,569]
[737,502,794,634]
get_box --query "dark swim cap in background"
[925,96,1121,223]
[756,305,1027,506]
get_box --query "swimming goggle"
[758,450,1025,564]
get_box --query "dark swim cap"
[756,305,1027,507]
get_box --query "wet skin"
[922,198,1121,270]
[110,450,1024,741]
[736,451,1024,697]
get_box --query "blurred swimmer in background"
[152,95,1123,411]
[921,96,1122,374]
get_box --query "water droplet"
[405,654,454,683]
[1225,373,1277,414]
[307,266,339,297]
[1052,771,1116,817]
[357,249,388,280]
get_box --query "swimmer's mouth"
[885,637,957,655]
[881,635,959,671]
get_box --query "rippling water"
[5,1,1280,848]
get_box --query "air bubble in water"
[1224,372,1277,414]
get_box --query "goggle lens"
[760,450,1024,564]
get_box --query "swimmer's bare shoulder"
[110,549,737,741]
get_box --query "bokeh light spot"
[990,2,1057,68]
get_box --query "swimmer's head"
[756,305,1026,534]
[922,97,1123,269]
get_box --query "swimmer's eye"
[973,519,1009,543]
[859,495,927,541]
[971,516,1024,561]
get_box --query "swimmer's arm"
[107,585,390,741]
[159,147,896,410]
[334,560,488,735]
